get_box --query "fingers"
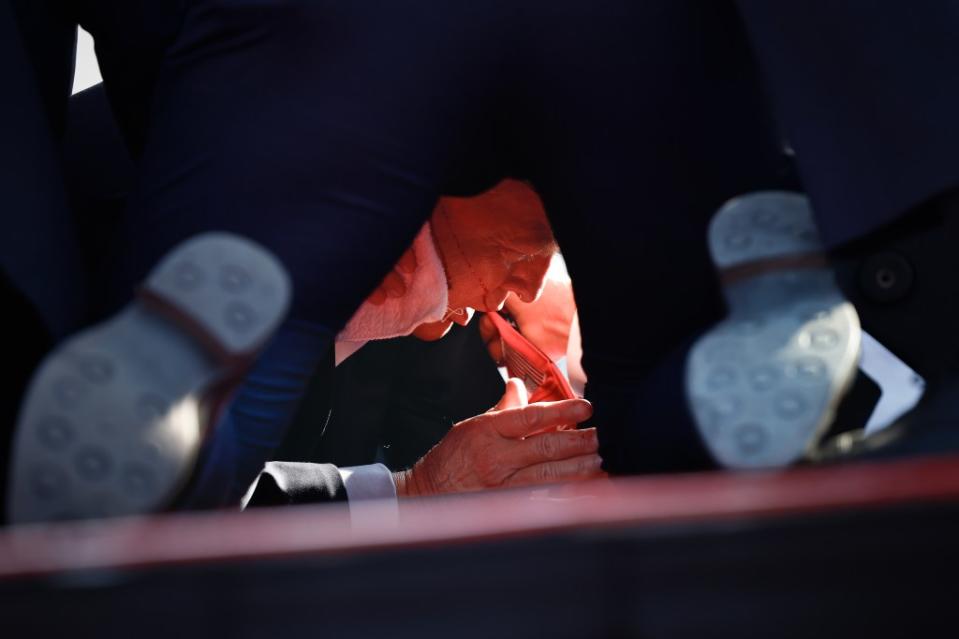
[396,244,418,275]
[367,245,417,307]
[411,318,454,341]
[488,398,592,438]
[367,287,387,306]
[381,270,407,298]
[502,427,598,469]
[505,453,604,488]
[492,377,528,411]
[367,269,407,306]
[449,306,475,327]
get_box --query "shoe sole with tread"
[7,232,291,523]
[686,192,861,469]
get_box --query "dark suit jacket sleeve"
[244,461,348,507]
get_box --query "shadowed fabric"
[7,0,959,480]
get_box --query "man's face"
[442,212,554,313]
[417,181,556,340]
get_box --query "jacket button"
[858,251,914,303]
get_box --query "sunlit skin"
[412,179,557,341]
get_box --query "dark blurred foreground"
[2,455,958,638]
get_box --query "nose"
[507,258,550,303]
[511,285,539,304]
[501,278,542,306]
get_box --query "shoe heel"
[686,192,861,468]
[139,232,291,362]
[8,233,290,523]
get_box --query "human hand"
[393,378,603,497]
[412,308,474,342]
[479,276,576,363]
[367,243,418,305]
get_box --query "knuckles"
[468,435,507,486]
[535,434,559,460]
[522,406,543,429]
[533,430,595,462]
[577,456,597,474]
[537,463,560,482]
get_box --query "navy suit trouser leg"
[70,1,959,479]
[0,1,86,339]
[88,1,790,480]
[736,0,959,247]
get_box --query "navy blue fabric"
[1,0,86,339]
[89,0,791,478]
[8,1,959,480]
[182,319,335,508]
[52,83,335,508]
[303,320,505,471]
[735,1,959,248]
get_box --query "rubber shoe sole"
[7,233,291,523]
[686,192,861,469]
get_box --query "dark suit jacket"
[243,320,503,507]
[289,321,505,471]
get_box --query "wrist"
[393,469,413,498]
[392,462,436,498]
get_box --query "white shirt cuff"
[337,463,398,528]
[338,463,397,501]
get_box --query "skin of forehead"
[442,179,556,253]
[458,199,557,258]
[499,223,557,258]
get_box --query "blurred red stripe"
[2,453,959,579]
